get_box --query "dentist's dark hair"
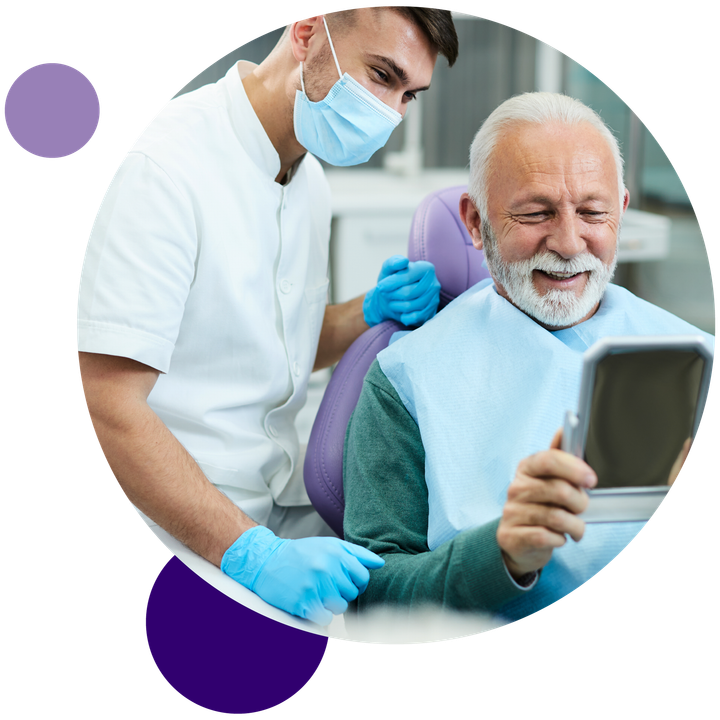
[329,7,459,66]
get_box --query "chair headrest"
[407,185,492,308]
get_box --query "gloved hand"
[221,526,385,626]
[363,255,441,328]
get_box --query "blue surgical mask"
[293,16,402,166]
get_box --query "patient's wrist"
[501,552,538,588]
[508,568,538,589]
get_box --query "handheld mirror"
[562,335,714,522]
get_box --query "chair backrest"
[304,185,491,537]
[408,185,492,309]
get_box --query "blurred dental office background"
[176,13,715,438]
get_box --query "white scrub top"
[78,63,332,525]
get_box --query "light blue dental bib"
[378,280,713,619]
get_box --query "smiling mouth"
[536,270,584,281]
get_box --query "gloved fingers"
[304,602,334,627]
[387,283,440,317]
[308,573,351,621]
[375,267,422,294]
[343,560,372,595]
[321,593,349,616]
[303,547,365,603]
[399,259,435,282]
[376,270,411,294]
[314,546,367,604]
[413,282,442,313]
[320,557,372,600]
[400,303,438,326]
[376,261,438,296]
[236,536,379,625]
[313,590,370,623]
[379,274,429,301]
[399,303,438,327]
[377,255,409,281]
[232,541,362,627]
[337,546,385,595]
[339,541,386,569]
[362,287,384,327]
[381,270,438,303]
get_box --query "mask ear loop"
[322,16,343,80]
[300,16,342,94]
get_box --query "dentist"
[78,8,458,625]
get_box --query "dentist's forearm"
[313,295,369,370]
[79,352,256,566]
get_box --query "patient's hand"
[667,437,692,486]
[497,429,597,581]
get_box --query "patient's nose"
[546,213,586,259]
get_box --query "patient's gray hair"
[468,92,626,222]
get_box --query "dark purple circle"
[5,63,99,158]
[146,557,328,713]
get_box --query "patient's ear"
[459,193,484,251]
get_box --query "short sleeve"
[78,152,197,372]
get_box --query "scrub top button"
[268,424,278,437]
[280,279,292,294]
[293,362,300,377]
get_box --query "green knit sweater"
[343,359,535,615]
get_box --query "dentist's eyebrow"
[368,53,431,92]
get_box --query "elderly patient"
[342,92,714,622]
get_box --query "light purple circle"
[5,63,99,158]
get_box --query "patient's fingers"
[502,500,586,543]
[550,428,563,450]
[518,448,597,489]
[508,476,589,516]
[497,443,594,576]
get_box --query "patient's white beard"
[482,224,617,328]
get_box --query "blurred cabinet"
[327,169,468,303]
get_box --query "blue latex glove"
[221,526,385,626]
[363,255,441,328]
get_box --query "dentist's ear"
[622,188,630,213]
[459,193,485,251]
[289,17,325,63]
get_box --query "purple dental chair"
[303,185,492,537]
